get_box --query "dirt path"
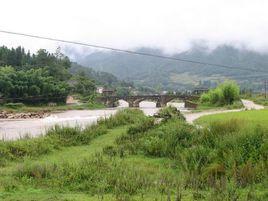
[184,99,264,123]
[241,99,264,110]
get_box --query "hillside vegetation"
[75,45,268,91]
[0,46,132,105]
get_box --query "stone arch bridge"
[96,94,199,108]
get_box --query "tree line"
[0,46,96,103]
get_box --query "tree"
[0,66,70,103]
[200,80,240,105]
[72,71,96,96]
[220,81,240,105]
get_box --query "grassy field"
[195,109,268,128]
[0,127,129,201]
[194,100,244,112]
[0,108,267,200]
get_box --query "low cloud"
[1,0,268,54]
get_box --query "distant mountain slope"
[69,63,133,88]
[73,45,268,90]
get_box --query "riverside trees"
[0,46,96,103]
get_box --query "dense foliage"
[200,80,240,106]
[70,62,134,96]
[0,46,98,103]
[0,66,69,103]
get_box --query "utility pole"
[265,80,267,99]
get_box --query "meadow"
[0,108,267,200]
[195,109,268,128]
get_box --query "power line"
[1,29,268,74]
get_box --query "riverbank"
[0,99,261,140]
[0,102,105,114]
[0,111,49,119]
[0,107,160,140]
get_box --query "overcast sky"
[1,0,268,54]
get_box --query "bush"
[200,80,240,106]
[47,124,107,146]
[154,106,185,121]
[127,118,155,136]
[98,109,146,129]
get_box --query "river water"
[0,101,185,140]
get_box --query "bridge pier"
[156,101,161,108]
[184,100,198,109]
[106,100,116,107]
[128,100,134,107]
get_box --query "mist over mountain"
[69,45,268,91]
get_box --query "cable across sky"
[1,29,268,74]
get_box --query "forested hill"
[70,63,133,89]
[75,45,268,90]
[0,46,132,103]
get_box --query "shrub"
[220,81,240,105]
[200,80,240,106]
[154,106,185,121]
[127,118,155,136]
[47,124,107,146]
[98,109,146,128]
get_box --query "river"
[0,101,185,140]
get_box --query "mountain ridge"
[70,45,268,91]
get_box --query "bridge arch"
[96,94,199,109]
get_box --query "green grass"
[195,109,268,128]
[38,127,127,164]
[195,100,244,112]
[0,108,267,200]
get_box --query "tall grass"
[0,109,145,166]
[1,108,267,200]
[15,154,159,195]
[98,109,146,129]
[114,117,268,190]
